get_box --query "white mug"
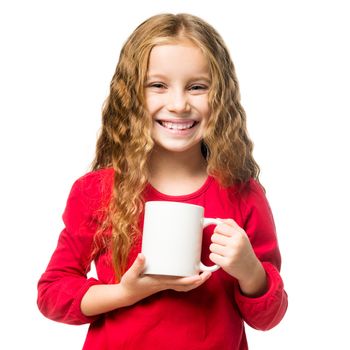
[141,201,221,277]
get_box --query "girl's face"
[145,40,211,155]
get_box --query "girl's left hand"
[209,219,267,297]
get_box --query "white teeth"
[160,121,195,130]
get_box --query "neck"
[148,146,208,195]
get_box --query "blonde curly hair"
[91,13,260,280]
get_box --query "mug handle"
[199,218,222,272]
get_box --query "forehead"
[147,41,210,78]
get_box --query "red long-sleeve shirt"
[37,168,288,349]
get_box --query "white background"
[1,0,349,349]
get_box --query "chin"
[153,141,202,154]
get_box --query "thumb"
[128,253,146,276]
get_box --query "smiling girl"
[38,13,288,349]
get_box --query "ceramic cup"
[141,201,221,277]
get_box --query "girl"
[38,13,288,349]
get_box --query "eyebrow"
[146,74,211,83]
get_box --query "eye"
[147,82,166,89]
[188,84,209,93]
[190,85,205,90]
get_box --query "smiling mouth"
[157,120,198,130]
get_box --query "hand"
[209,219,267,296]
[120,254,212,305]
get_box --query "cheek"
[202,106,211,125]
[197,97,211,119]
[145,94,162,115]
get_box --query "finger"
[210,243,229,257]
[214,223,236,237]
[150,274,198,288]
[211,232,231,245]
[196,271,212,285]
[128,253,146,276]
[187,271,212,285]
[221,218,242,230]
[173,274,202,285]
[177,271,212,291]
[209,252,229,267]
[163,271,211,288]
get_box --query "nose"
[166,88,190,113]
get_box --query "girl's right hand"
[120,253,212,305]
[81,254,211,317]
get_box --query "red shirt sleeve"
[234,179,288,330]
[37,174,107,325]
